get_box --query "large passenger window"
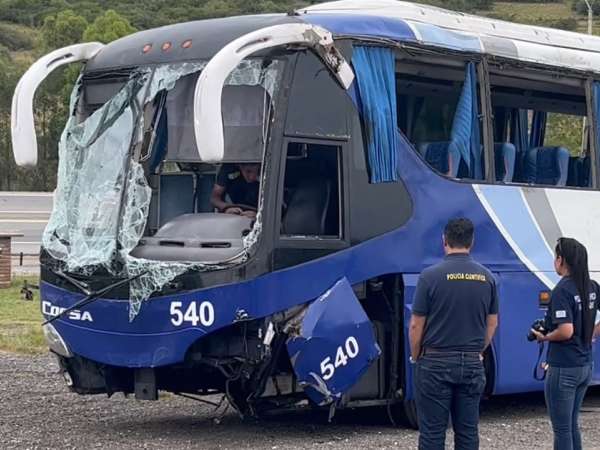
[280,143,341,238]
[396,59,485,181]
[490,68,590,188]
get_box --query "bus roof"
[299,0,600,73]
[86,0,600,75]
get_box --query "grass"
[491,1,572,21]
[0,277,46,354]
[487,2,597,34]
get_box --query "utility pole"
[585,0,594,35]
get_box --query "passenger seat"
[524,146,570,186]
[417,142,460,178]
[494,143,516,183]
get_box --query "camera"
[527,318,548,341]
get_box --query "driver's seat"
[282,177,331,236]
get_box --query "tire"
[388,399,419,429]
[402,399,419,429]
[483,348,495,396]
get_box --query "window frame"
[395,50,489,183]
[275,137,350,250]
[484,56,598,191]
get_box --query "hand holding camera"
[527,318,548,342]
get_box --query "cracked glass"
[43,59,282,320]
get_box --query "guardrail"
[11,252,39,266]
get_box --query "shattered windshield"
[43,58,284,320]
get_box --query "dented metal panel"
[286,277,380,405]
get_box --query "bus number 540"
[320,336,360,381]
[170,301,215,327]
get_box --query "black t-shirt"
[412,253,499,352]
[545,277,599,367]
[216,164,259,208]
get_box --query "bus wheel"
[402,399,419,429]
[483,348,495,396]
[389,399,419,429]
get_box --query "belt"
[422,348,481,357]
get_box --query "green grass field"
[0,278,46,354]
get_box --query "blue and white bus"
[11,0,600,427]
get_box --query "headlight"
[42,323,73,358]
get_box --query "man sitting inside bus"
[210,163,261,219]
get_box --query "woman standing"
[531,237,600,450]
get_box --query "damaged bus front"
[12,16,393,419]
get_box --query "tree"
[83,10,136,44]
[41,9,88,49]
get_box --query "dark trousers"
[414,352,486,450]
[544,364,593,450]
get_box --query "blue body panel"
[41,130,600,395]
[301,13,416,42]
[286,278,381,405]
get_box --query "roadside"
[0,191,51,276]
[1,351,599,450]
[0,277,44,354]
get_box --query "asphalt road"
[0,191,52,254]
[0,192,52,273]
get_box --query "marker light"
[161,42,172,52]
[539,291,551,307]
[142,43,152,54]
[182,39,192,49]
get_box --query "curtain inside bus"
[510,109,529,154]
[352,46,400,183]
[529,111,547,148]
[448,62,482,179]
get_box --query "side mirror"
[11,42,104,167]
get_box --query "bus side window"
[280,143,341,238]
[490,69,590,188]
[396,60,485,181]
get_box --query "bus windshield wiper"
[43,271,147,326]
[55,270,92,296]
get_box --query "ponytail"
[556,238,595,346]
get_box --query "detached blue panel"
[301,13,415,41]
[286,278,381,405]
[353,46,400,183]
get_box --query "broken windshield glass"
[43,59,282,320]
[43,76,143,269]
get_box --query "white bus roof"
[297,0,600,74]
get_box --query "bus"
[11,0,600,428]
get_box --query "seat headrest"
[417,142,452,176]
[525,146,569,186]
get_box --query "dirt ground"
[1,352,600,449]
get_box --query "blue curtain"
[594,83,600,164]
[352,46,400,183]
[448,62,482,179]
[510,108,528,155]
[529,111,547,149]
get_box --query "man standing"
[409,218,498,450]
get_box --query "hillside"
[0,0,594,191]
